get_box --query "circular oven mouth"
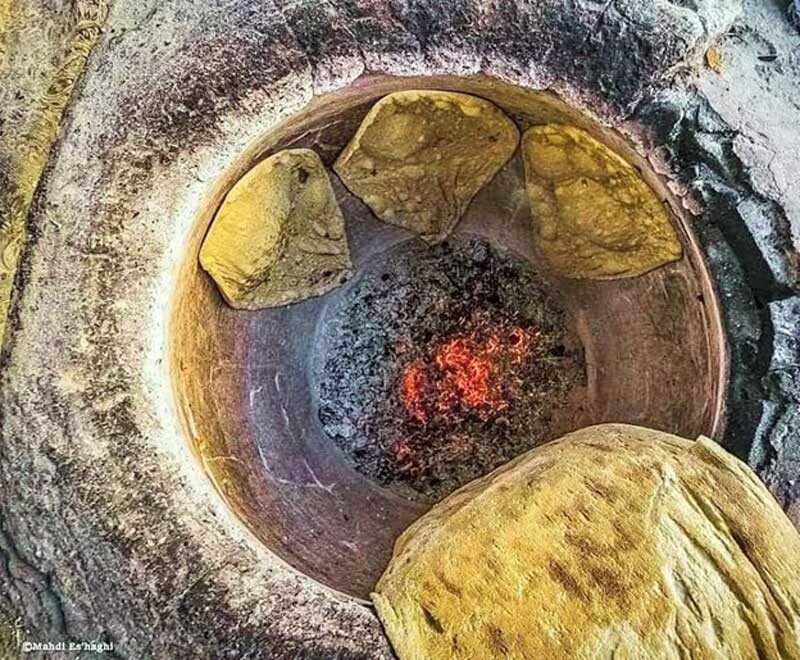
[170,74,727,600]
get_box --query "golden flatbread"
[373,424,800,659]
[335,90,519,243]
[200,148,351,309]
[522,125,682,279]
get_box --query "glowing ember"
[315,236,583,501]
[399,312,541,426]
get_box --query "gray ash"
[311,236,583,502]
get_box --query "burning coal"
[313,237,583,501]
[399,312,541,425]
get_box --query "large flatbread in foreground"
[373,424,800,659]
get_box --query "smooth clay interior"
[169,74,728,600]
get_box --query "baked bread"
[373,424,800,659]
[335,90,519,243]
[522,124,682,279]
[200,148,351,309]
